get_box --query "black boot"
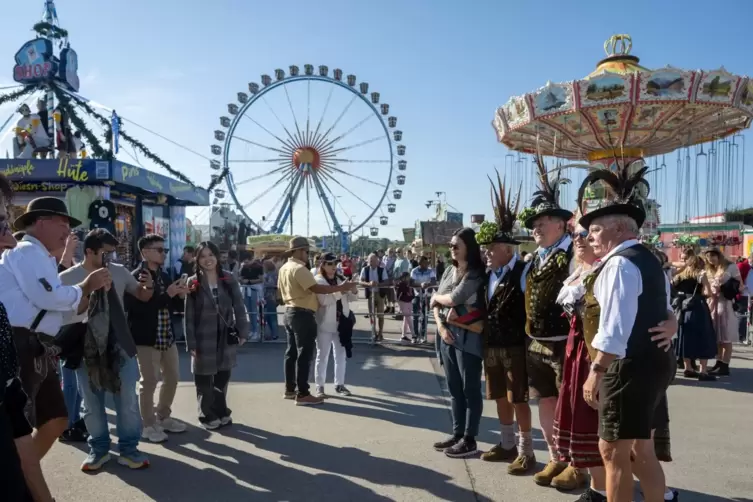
[715,362,730,376]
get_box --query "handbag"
[721,277,741,301]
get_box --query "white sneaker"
[202,419,222,430]
[315,386,326,398]
[157,417,187,433]
[141,425,168,443]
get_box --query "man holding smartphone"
[59,229,154,471]
[125,234,190,444]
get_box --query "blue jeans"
[171,314,185,342]
[439,340,483,438]
[60,361,81,428]
[76,356,142,456]
[245,288,260,334]
[264,300,279,339]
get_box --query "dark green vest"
[525,245,573,340]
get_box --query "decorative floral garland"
[50,85,110,159]
[4,83,227,194]
[33,22,69,40]
[0,85,37,108]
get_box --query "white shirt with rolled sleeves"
[590,239,673,359]
[0,235,82,336]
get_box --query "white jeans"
[314,330,347,387]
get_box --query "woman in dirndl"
[551,224,606,499]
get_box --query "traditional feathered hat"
[523,153,573,229]
[577,157,650,229]
[476,170,521,246]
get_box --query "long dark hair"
[451,227,484,278]
[194,241,223,277]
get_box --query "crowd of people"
[1,154,746,501]
[428,159,685,502]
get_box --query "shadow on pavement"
[671,366,753,394]
[216,423,494,502]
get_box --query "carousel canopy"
[493,34,753,161]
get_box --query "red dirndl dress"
[553,314,602,468]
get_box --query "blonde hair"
[674,249,705,283]
[704,248,730,277]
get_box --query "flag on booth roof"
[111,110,120,154]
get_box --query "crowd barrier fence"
[232,284,437,344]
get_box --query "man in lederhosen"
[475,174,536,475]
[578,161,677,502]
[0,198,110,472]
[521,156,575,486]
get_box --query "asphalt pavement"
[42,298,753,501]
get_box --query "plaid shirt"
[154,273,175,351]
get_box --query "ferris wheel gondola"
[210,66,407,241]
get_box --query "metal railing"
[236,284,436,345]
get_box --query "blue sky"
[2,0,752,240]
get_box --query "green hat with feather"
[476,170,522,246]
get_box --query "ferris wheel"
[208,65,407,242]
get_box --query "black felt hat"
[13,196,82,230]
[523,154,573,229]
[577,158,649,230]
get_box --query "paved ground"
[43,298,753,501]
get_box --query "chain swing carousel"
[493,34,752,259]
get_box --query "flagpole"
[42,0,58,145]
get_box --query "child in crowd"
[395,272,415,343]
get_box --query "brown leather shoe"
[295,394,324,406]
[507,453,536,475]
[533,461,568,486]
[551,465,589,491]
[481,443,518,462]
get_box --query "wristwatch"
[590,362,607,374]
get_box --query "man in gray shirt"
[59,229,153,472]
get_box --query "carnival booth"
[1,2,219,266]
[2,158,208,267]
[246,234,319,260]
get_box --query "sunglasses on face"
[324,261,336,266]
[573,230,588,240]
[148,247,167,254]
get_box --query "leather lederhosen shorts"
[12,328,67,429]
[484,345,529,403]
[599,350,676,442]
[526,338,567,399]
